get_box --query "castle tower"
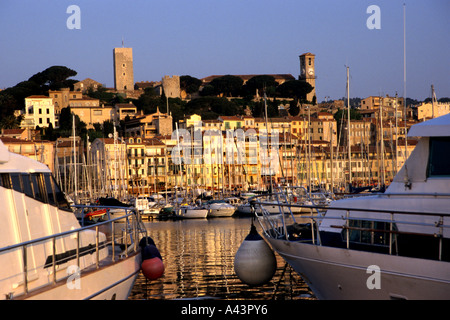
[161,75,181,98]
[113,47,134,91]
[299,52,316,102]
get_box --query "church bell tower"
[299,52,316,102]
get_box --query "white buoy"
[234,224,277,286]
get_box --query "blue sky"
[0,0,448,101]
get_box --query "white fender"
[234,225,277,286]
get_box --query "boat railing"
[249,192,303,241]
[275,185,333,207]
[1,205,146,298]
[249,193,450,261]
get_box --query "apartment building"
[22,95,57,129]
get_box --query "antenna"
[122,36,124,47]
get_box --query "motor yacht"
[253,114,450,299]
[0,140,147,299]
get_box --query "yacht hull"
[208,208,235,217]
[266,237,450,300]
[22,252,141,300]
[177,208,208,219]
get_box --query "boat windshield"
[428,137,450,176]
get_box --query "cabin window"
[44,173,56,206]
[344,219,392,247]
[0,173,11,189]
[51,175,71,211]
[428,137,450,176]
[10,173,23,193]
[30,173,45,202]
[21,174,34,198]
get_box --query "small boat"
[237,192,312,216]
[157,205,175,220]
[224,196,242,207]
[206,200,236,217]
[95,197,133,221]
[82,208,108,224]
[236,202,254,216]
[176,203,208,219]
[129,196,150,214]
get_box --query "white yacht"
[176,203,208,219]
[206,200,236,217]
[0,140,147,300]
[253,114,450,300]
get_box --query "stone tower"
[113,47,134,91]
[299,52,316,102]
[161,75,181,98]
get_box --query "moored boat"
[176,203,208,219]
[206,200,236,217]
[252,114,450,299]
[0,140,152,300]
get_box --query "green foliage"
[0,93,19,119]
[0,65,77,122]
[209,75,243,97]
[56,107,86,138]
[167,98,186,124]
[199,85,215,96]
[85,86,116,104]
[185,97,243,120]
[0,114,23,130]
[276,80,313,101]
[28,66,77,90]
[241,75,278,97]
[41,122,56,140]
[250,98,280,118]
[288,100,300,117]
[180,75,202,94]
[135,87,164,113]
[333,108,362,122]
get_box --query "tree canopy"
[207,75,243,97]
[180,75,202,94]
[0,66,78,121]
[28,66,77,91]
[241,75,278,97]
[276,80,313,101]
[184,97,243,120]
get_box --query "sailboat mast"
[403,3,408,161]
[380,95,385,187]
[175,122,182,193]
[307,105,311,196]
[346,66,351,187]
[431,84,436,119]
[330,122,334,192]
[263,90,273,191]
[395,92,399,172]
[73,113,78,204]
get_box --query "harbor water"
[129,216,314,300]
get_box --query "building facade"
[416,101,450,120]
[73,78,103,93]
[22,95,57,129]
[0,137,55,172]
[124,108,173,138]
[69,97,113,129]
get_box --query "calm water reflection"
[129,217,314,300]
